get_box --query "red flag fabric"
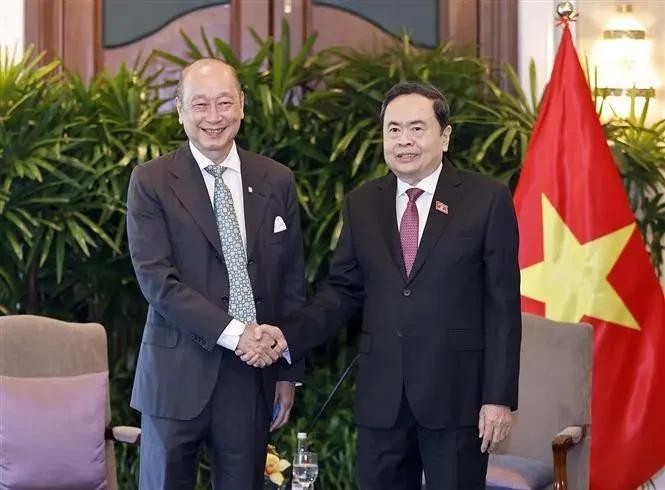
[514,25,665,489]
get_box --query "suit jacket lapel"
[239,148,270,259]
[407,160,463,283]
[375,173,408,283]
[168,144,223,257]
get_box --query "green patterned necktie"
[204,165,256,324]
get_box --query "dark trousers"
[139,350,270,490]
[357,392,488,490]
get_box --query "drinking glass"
[292,451,318,489]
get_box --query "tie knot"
[406,187,424,203]
[204,164,226,179]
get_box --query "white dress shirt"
[189,141,247,351]
[396,162,443,242]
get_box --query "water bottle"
[292,432,308,489]
[296,432,308,454]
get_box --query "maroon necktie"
[400,187,424,277]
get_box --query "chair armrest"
[552,425,587,490]
[105,426,141,445]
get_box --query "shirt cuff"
[283,349,292,365]
[216,319,247,351]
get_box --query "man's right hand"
[236,324,287,368]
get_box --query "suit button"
[255,296,263,304]
[403,289,412,297]
[248,259,255,266]
[221,296,229,303]
[216,253,223,262]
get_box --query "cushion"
[486,454,554,490]
[0,371,108,489]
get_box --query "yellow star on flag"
[521,194,639,330]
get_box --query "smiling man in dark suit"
[243,82,522,490]
[126,58,306,489]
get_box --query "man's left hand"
[478,404,512,453]
[270,381,295,432]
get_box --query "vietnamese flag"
[513,24,665,489]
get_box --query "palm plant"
[1,46,178,324]
[454,61,539,186]
[0,48,113,313]
[604,104,665,273]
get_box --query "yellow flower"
[265,445,291,488]
[266,453,281,474]
[269,471,285,487]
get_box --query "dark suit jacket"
[282,161,521,429]
[127,143,306,421]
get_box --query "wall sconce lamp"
[592,4,657,118]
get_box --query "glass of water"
[292,451,318,489]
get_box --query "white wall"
[517,0,579,102]
[518,0,556,102]
[0,0,24,60]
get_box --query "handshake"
[235,323,288,368]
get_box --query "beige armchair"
[0,315,140,490]
[486,313,593,490]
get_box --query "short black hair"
[379,82,450,131]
